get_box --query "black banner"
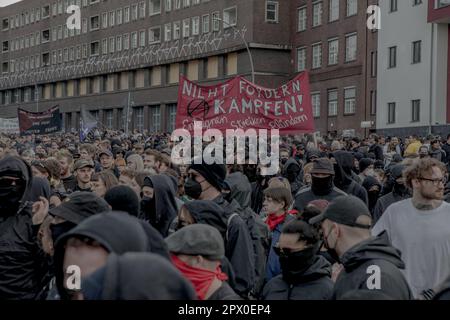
[18,106,62,136]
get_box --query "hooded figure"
[333,232,413,300]
[140,175,178,237]
[372,165,411,223]
[262,255,333,300]
[225,172,252,209]
[362,176,382,214]
[281,158,303,197]
[331,151,368,205]
[54,212,169,299]
[104,185,140,217]
[81,252,196,300]
[182,201,228,239]
[26,176,51,202]
[0,156,45,299]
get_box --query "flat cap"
[165,224,224,260]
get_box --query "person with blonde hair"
[126,154,144,172]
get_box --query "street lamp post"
[213,17,255,83]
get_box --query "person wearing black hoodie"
[53,211,170,299]
[373,165,411,223]
[140,174,178,237]
[80,252,196,300]
[262,219,333,300]
[0,156,47,299]
[281,158,303,197]
[331,151,368,205]
[310,196,413,300]
[294,158,347,214]
[362,176,382,215]
[185,161,255,298]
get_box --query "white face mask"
[365,169,375,177]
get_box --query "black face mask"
[280,158,288,165]
[184,178,202,200]
[279,245,318,284]
[311,176,334,195]
[368,190,380,210]
[0,181,25,212]
[50,221,76,244]
[140,196,157,223]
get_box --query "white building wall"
[377,1,432,131]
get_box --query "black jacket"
[333,231,413,300]
[294,186,347,213]
[82,252,196,300]
[142,175,178,237]
[213,195,256,298]
[442,142,450,164]
[0,156,47,300]
[369,144,384,161]
[262,256,334,300]
[332,151,368,205]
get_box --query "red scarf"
[266,213,287,231]
[171,255,228,300]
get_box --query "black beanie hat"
[359,158,374,173]
[189,160,226,192]
[104,185,140,217]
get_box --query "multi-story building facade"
[376,0,449,137]
[0,0,292,132]
[291,0,378,137]
[428,0,450,131]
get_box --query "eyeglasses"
[419,177,448,186]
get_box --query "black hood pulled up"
[0,156,33,213]
[331,151,354,188]
[225,172,252,209]
[183,200,228,240]
[82,252,196,300]
[143,174,178,237]
[54,211,159,299]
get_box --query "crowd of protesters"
[0,129,449,300]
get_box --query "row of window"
[1,0,101,31]
[387,100,421,124]
[1,7,236,57]
[296,33,357,71]
[0,53,237,105]
[297,0,358,32]
[389,0,423,13]
[64,104,175,133]
[310,86,358,118]
[387,41,422,69]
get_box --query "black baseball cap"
[49,192,111,224]
[309,196,372,229]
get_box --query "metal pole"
[214,17,255,83]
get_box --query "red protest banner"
[175,72,315,134]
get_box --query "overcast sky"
[0,0,22,7]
